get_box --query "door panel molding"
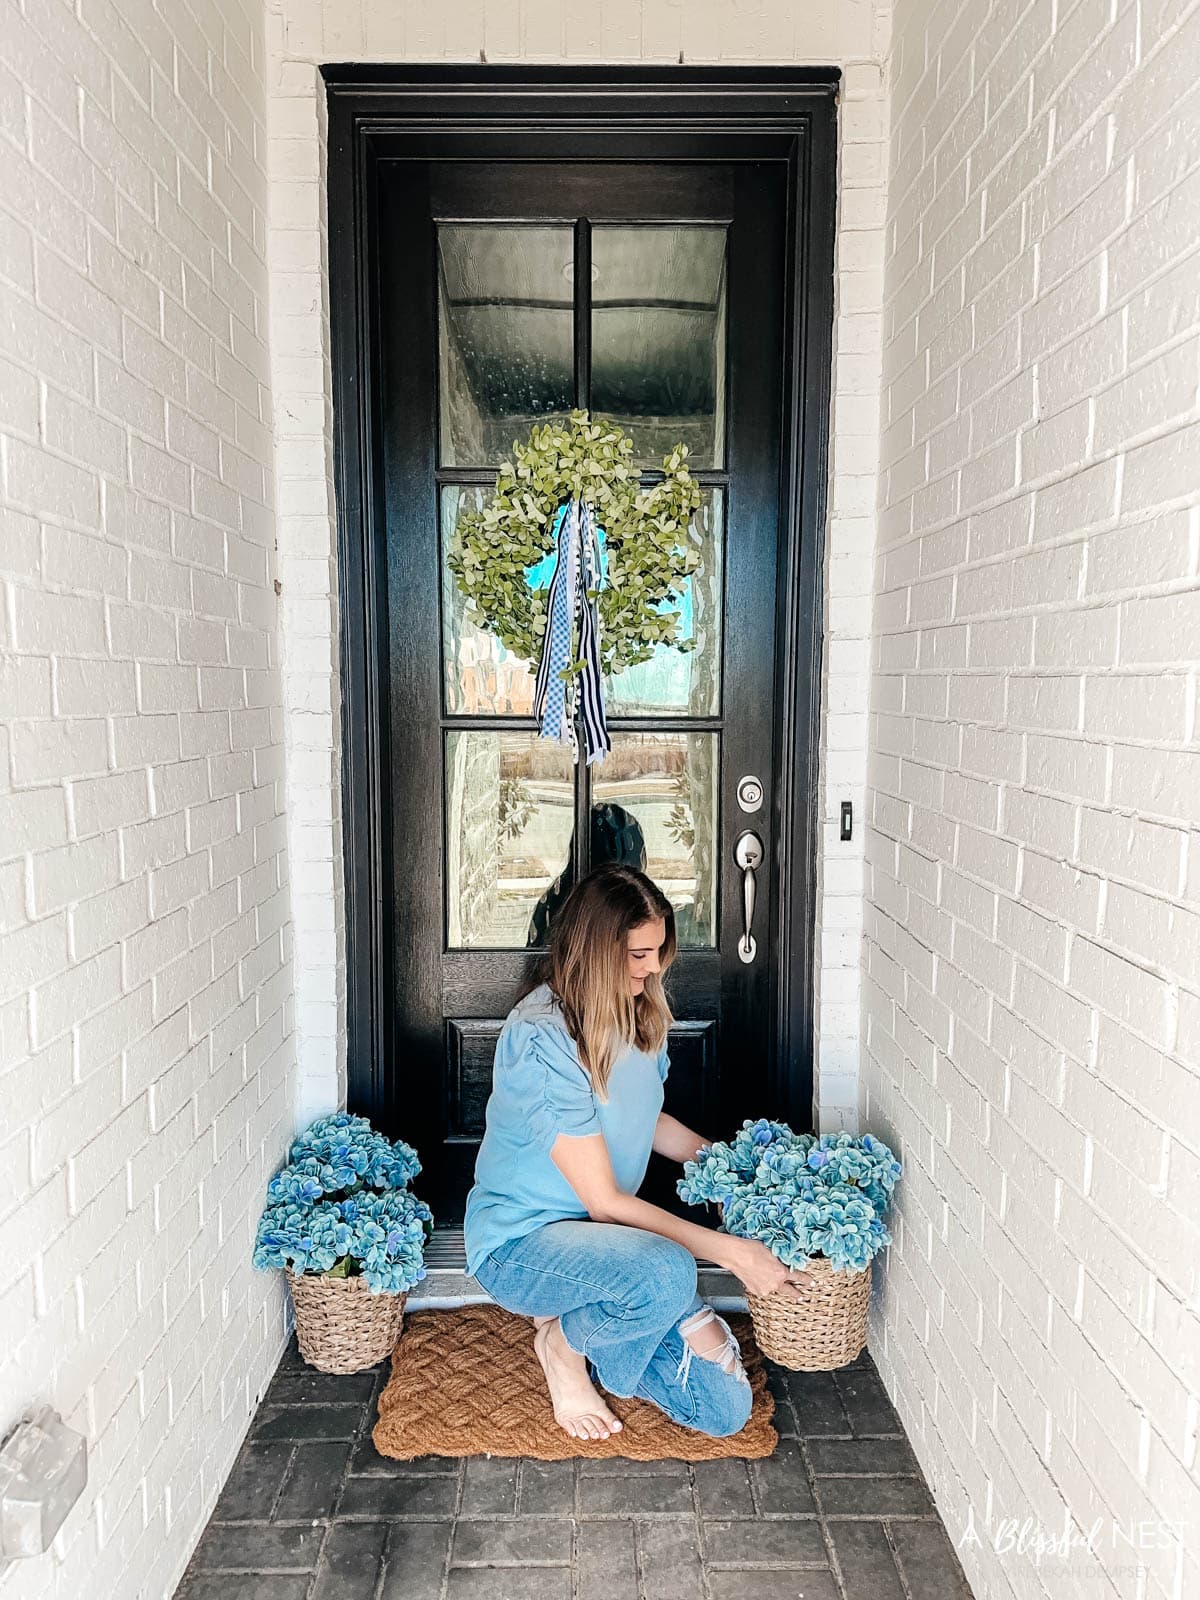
[326,66,839,1141]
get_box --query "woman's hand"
[718,1235,811,1299]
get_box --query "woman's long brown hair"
[520,863,677,1100]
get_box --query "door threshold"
[408,1226,747,1313]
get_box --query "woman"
[463,863,809,1442]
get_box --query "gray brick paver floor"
[175,1336,973,1600]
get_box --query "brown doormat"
[372,1303,777,1461]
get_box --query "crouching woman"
[463,863,807,1441]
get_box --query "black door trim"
[324,64,840,1132]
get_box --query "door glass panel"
[592,732,718,948]
[604,489,724,716]
[443,485,723,718]
[438,224,575,467]
[591,224,727,470]
[445,731,574,948]
[441,485,536,715]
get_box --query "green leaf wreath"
[447,410,704,676]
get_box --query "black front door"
[328,78,836,1230]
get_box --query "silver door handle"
[734,830,764,964]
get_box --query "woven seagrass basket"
[287,1271,407,1374]
[745,1256,870,1371]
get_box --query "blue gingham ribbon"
[532,499,611,767]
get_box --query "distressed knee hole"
[678,1307,744,1378]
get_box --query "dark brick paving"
[174,1332,974,1600]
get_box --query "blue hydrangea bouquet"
[254,1112,434,1372]
[677,1119,902,1370]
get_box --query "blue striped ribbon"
[531,498,611,766]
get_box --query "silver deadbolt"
[736,775,764,813]
[734,830,764,964]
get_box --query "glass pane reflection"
[446,731,573,948]
[524,800,648,949]
[592,733,718,948]
[443,486,722,718]
[442,485,537,715]
[438,224,575,467]
[592,225,727,470]
[604,490,723,716]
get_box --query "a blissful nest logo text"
[957,1505,1186,1587]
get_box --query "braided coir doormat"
[372,1303,777,1461]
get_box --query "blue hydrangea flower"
[676,1121,900,1273]
[287,1113,422,1194]
[255,1112,433,1293]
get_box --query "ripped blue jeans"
[472,1218,753,1437]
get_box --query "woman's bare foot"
[532,1317,623,1441]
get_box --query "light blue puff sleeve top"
[462,981,669,1279]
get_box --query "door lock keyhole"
[736,775,764,813]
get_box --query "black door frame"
[323,64,840,1135]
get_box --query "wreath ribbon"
[532,498,611,767]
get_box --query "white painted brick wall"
[265,0,892,1132]
[0,0,297,1595]
[864,3,1200,1598]
[23,1,1195,1594]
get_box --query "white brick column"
[0,0,298,1596]
[864,3,1200,1597]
